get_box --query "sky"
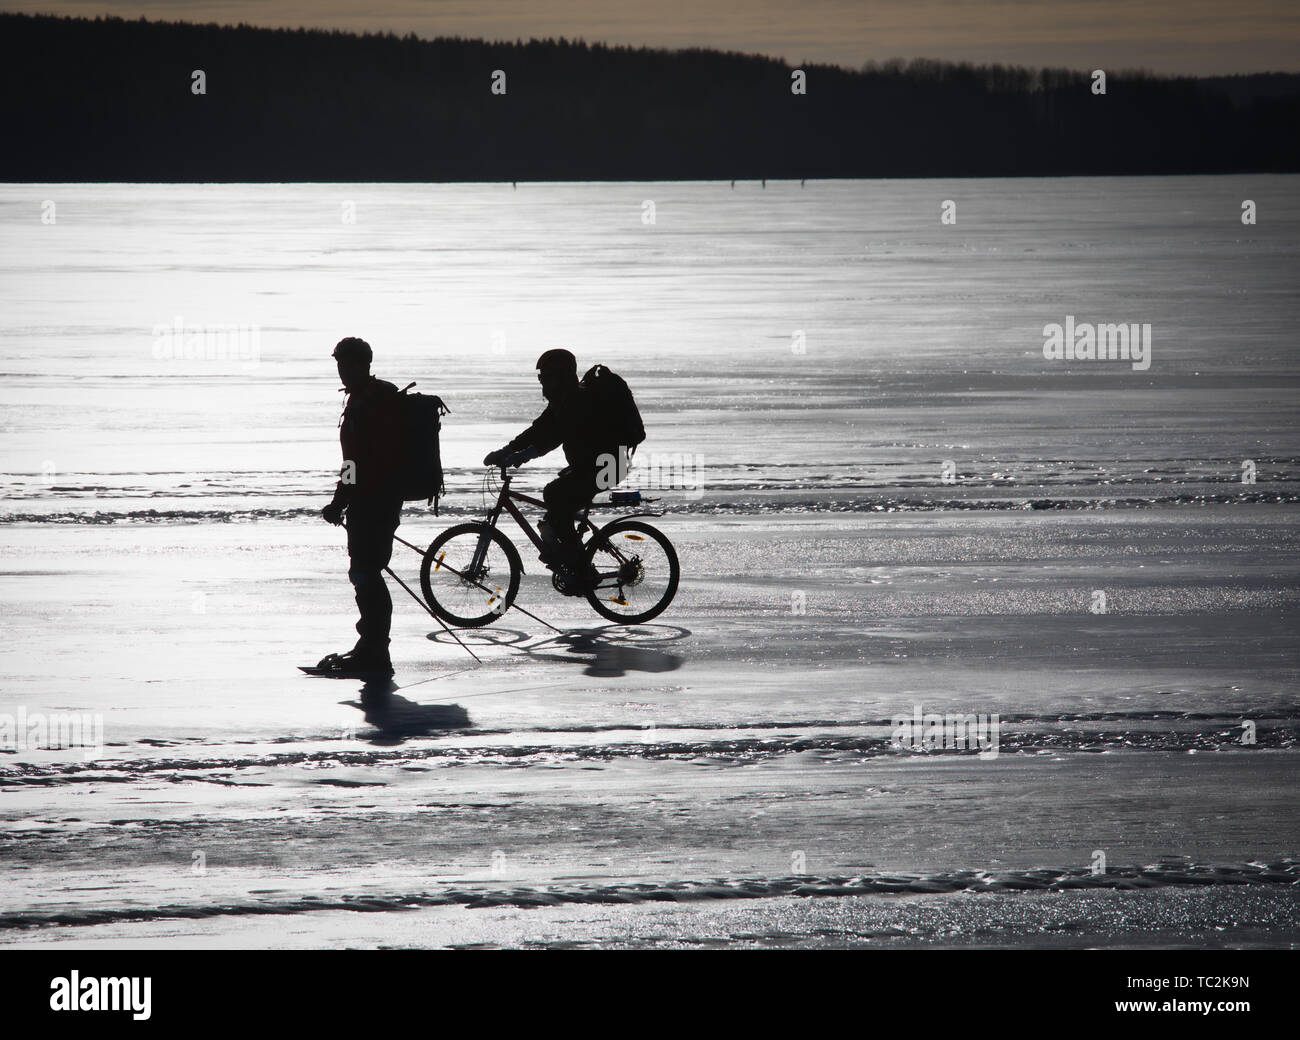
[4,0,1299,75]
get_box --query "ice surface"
[1,178,1297,947]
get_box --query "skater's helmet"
[333,337,372,364]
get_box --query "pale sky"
[5,0,1299,74]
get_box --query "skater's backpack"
[396,383,449,513]
[581,364,645,454]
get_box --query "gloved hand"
[504,449,531,469]
[483,448,508,467]
[322,502,345,526]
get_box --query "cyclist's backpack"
[396,383,450,513]
[581,364,645,453]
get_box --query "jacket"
[329,376,403,507]
[505,385,618,471]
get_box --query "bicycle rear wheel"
[584,519,679,624]
[419,522,522,627]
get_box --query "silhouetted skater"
[318,337,403,677]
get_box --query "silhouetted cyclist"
[484,348,628,587]
[318,337,403,676]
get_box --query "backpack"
[395,383,449,513]
[581,365,645,453]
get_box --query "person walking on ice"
[317,337,404,677]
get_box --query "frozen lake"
[1,178,1297,948]
[1,177,1297,517]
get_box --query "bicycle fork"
[468,528,494,579]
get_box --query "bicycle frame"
[469,468,659,583]
[469,470,561,569]
[493,473,564,548]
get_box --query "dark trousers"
[540,465,595,543]
[542,466,600,547]
[542,452,627,547]
[346,498,402,656]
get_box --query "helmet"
[332,337,372,363]
[536,348,577,377]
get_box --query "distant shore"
[3,12,1298,182]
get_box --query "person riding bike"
[483,348,629,587]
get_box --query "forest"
[2,12,1297,180]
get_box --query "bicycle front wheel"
[584,519,680,624]
[419,522,522,627]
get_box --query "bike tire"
[584,519,680,624]
[419,522,523,628]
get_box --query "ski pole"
[384,565,482,663]
[393,533,564,634]
[337,519,482,662]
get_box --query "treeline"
[2,12,1297,180]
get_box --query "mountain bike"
[418,467,679,628]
